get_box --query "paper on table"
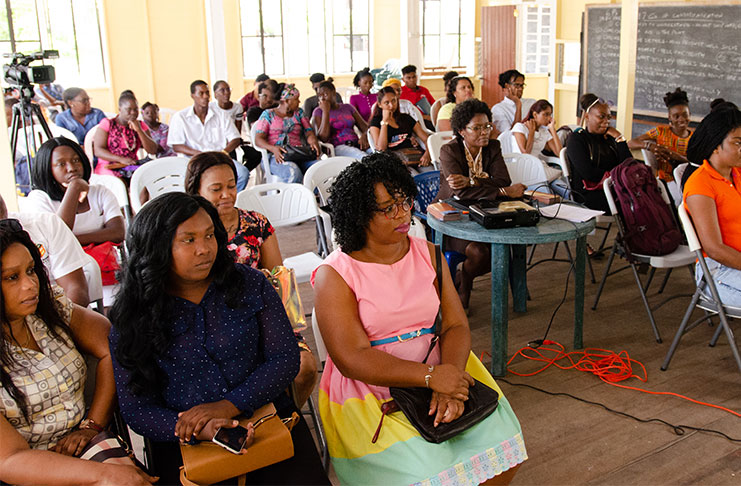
[539,204,604,222]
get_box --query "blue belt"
[369,326,435,346]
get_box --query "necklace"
[6,322,32,348]
[224,208,239,234]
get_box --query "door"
[480,5,517,108]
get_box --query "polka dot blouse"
[109,264,300,442]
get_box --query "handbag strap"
[422,244,443,364]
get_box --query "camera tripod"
[8,85,54,192]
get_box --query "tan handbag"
[261,266,307,332]
[179,403,298,485]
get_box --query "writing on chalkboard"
[584,4,740,118]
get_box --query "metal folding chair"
[661,204,741,373]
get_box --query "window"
[0,0,107,86]
[520,3,552,74]
[239,0,369,77]
[419,0,474,70]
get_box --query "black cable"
[529,261,574,348]
[499,378,741,443]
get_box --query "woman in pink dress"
[93,90,158,179]
[312,153,527,485]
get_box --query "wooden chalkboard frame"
[582,1,741,121]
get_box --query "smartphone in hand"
[212,425,249,454]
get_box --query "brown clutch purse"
[179,403,298,485]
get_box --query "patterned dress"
[94,117,147,178]
[311,236,527,485]
[644,125,692,182]
[227,208,275,268]
[0,289,86,450]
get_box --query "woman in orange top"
[628,88,692,182]
[683,108,741,306]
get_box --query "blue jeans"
[15,156,30,195]
[333,144,371,160]
[269,155,320,184]
[697,257,741,308]
[233,159,249,191]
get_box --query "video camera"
[3,50,59,89]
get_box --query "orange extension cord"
[483,340,741,419]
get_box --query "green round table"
[428,213,596,376]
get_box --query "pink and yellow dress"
[311,236,527,485]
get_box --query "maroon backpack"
[609,159,682,256]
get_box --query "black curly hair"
[110,192,244,397]
[663,88,688,110]
[353,67,373,88]
[450,98,492,136]
[445,76,474,104]
[329,152,418,253]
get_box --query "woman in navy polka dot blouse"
[109,193,329,485]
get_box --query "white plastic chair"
[593,176,696,343]
[661,204,741,373]
[128,156,189,213]
[302,156,355,205]
[673,162,688,188]
[502,153,549,189]
[427,131,454,169]
[497,130,515,155]
[83,125,97,166]
[157,107,176,124]
[236,183,330,283]
[90,174,132,226]
[82,254,105,313]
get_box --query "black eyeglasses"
[376,197,414,219]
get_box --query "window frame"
[0,0,108,86]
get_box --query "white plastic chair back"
[367,129,377,152]
[677,203,702,253]
[641,148,658,174]
[602,177,619,215]
[302,156,355,205]
[50,125,77,142]
[674,163,688,187]
[129,156,189,212]
[427,131,454,166]
[409,216,427,239]
[311,307,328,363]
[497,130,516,154]
[83,125,97,165]
[158,108,176,125]
[503,153,548,188]
[236,183,322,227]
[251,123,281,184]
[82,254,104,312]
[557,147,570,178]
[411,104,433,135]
[236,183,329,282]
[90,174,132,225]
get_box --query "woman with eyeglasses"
[54,87,106,144]
[565,94,632,213]
[369,86,432,174]
[312,152,526,485]
[490,70,535,134]
[436,99,527,308]
[0,220,156,485]
[108,192,329,484]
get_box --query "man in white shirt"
[1,193,90,306]
[491,69,535,134]
[168,80,249,190]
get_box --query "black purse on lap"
[387,245,499,444]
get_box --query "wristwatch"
[380,121,389,126]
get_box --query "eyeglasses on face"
[376,196,414,219]
[509,82,526,88]
[73,97,91,104]
[465,123,494,133]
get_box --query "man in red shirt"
[400,65,435,130]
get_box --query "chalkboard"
[583,3,741,119]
